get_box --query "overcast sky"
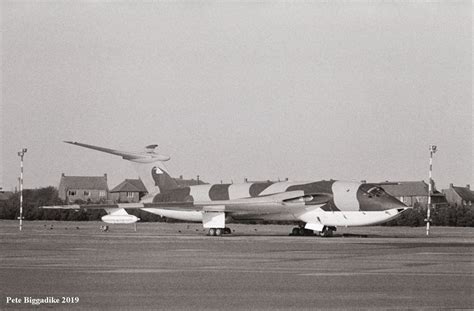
[1,1,472,192]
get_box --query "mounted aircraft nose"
[357,184,408,212]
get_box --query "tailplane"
[64,141,179,194]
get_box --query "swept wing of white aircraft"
[42,141,409,237]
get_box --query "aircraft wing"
[63,141,170,161]
[193,191,332,211]
[40,202,155,210]
[40,191,332,213]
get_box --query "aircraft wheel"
[299,228,307,236]
[224,227,232,234]
[320,227,333,237]
[100,225,109,232]
[208,228,216,236]
[215,228,223,236]
[291,227,300,236]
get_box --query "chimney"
[104,173,107,180]
[450,183,454,188]
[467,184,470,189]
[62,173,65,177]
[179,175,183,180]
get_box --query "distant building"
[110,179,148,203]
[175,175,207,187]
[244,178,288,183]
[58,173,109,203]
[109,176,205,203]
[380,181,446,207]
[442,184,474,207]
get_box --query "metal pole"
[20,153,23,231]
[426,145,437,236]
[18,148,27,231]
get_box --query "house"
[379,181,446,207]
[442,184,474,207]
[58,173,109,203]
[110,179,148,203]
[110,175,207,203]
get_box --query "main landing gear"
[207,227,232,236]
[289,225,336,237]
[319,226,336,237]
[208,228,223,236]
[290,227,314,236]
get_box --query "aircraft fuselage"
[140,180,407,228]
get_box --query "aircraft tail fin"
[132,161,179,195]
[64,141,179,194]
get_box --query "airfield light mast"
[18,148,27,231]
[425,145,437,236]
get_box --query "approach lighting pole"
[425,145,437,236]
[18,148,27,231]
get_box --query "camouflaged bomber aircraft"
[43,141,409,237]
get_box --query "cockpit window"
[367,187,385,196]
[360,184,387,197]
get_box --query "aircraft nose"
[357,184,408,212]
[383,194,408,211]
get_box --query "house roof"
[452,186,474,201]
[380,181,430,197]
[60,175,108,190]
[110,179,147,193]
[174,178,207,186]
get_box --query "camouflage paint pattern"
[151,168,402,212]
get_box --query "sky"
[1,1,472,192]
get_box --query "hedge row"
[1,187,473,226]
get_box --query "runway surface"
[1,220,473,310]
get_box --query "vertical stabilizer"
[132,161,179,194]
